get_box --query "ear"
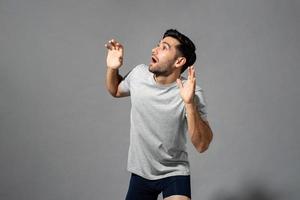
[174,56,186,68]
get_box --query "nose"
[152,46,158,55]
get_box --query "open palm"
[105,39,124,69]
[176,66,196,104]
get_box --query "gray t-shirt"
[119,64,207,180]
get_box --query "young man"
[105,29,213,200]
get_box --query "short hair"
[163,29,196,73]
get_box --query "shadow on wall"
[210,181,284,200]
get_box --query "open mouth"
[151,56,158,64]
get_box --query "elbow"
[108,91,125,98]
[196,142,210,153]
[106,87,118,98]
[110,92,118,98]
[195,133,213,154]
[105,81,118,97]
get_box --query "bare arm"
[105,39,129,97]
[177,66,213,153]
[185,102,213,153]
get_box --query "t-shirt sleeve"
[119,65,139,94]
[194,87,208,121]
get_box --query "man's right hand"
[105,39,124,69]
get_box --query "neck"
[153,71,181,85]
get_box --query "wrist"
[107,66,122,74]
[107,66,120,70]
[185,102,196,111]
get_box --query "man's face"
[149,36,181,76]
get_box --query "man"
[105,29,213,200]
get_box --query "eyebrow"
[161,41,171,48]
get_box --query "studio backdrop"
[1,0,299,199]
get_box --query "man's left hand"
[176,66,196,104]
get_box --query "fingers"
[188,66,196,80]
[176,78,183,89]
[105,39,116,50]
[105,39,123,51]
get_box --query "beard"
[149,66,166,75]
[148,63,173,77]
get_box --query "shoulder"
[124,64,147,79]
[135,64,149,73]
[195,84,204,92]
[134,64,151,78]
[129,64,148,75]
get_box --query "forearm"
[105,67,123,97]
[185,102,213,153]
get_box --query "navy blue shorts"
[125,173,191,200]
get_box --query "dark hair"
[163,29,196,73]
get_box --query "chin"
[148,63,155,72]
[149,61,155,67]
[148,66,155,73]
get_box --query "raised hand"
[105,39,124,69]
[176,66,196,104]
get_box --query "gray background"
[1,0,299,199]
